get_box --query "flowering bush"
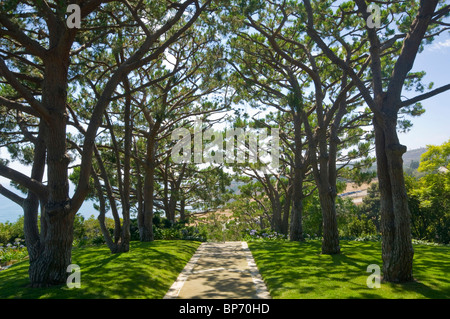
[244,228,287,241]
[0,238,28,267]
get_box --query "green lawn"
[0,240,201,299]
[248,240,450,299]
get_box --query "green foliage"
[357,183,381,232]
[406,171,450,244]
[402,140,450,244]
[302,192,323,238]
[336,196,378,239]
[0,216,25,245]
[418,139,450,173]
[195,212,246,242]
[0,239,27,267]
[339,214,377,238]
[153,220,207,242]
[72,214,116,247]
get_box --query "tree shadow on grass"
[248,240,449,299]
[383,279,449,299]
[0,240,201,299]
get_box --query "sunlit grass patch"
[248,240,450,299]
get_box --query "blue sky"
[398,32,450,150]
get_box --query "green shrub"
[0,216,25,245]
[151,216,206,241]
[340,214,377,238]
[0,238,27,266]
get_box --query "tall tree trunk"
[180,196,186,222]
[290,114,305,241]
[282,188,292,235]
[266,176,283,233]
[319,187,340,254]
[139,117,161,241]
[289,179,304,241]
[317,131,340,255]
[134,139,144,225]
[374,116,414,282]
[23,123,46,265]
[28,58,74,287]
[271,201,283,234]
[166,163,187,223]
[320,87,347,253]
[140,132,158,241]
[118,76,132,252]
[140,166,155,241]
[167,189,178,223]
[92,143,127,253]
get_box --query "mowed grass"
[0,240,201,299]
[248,240,450,299]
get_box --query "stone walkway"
[164,241,271,299]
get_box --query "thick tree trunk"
[317,135,340,255]
[139,119,161,241]
[28,58,74,287]
[28,209,74,287]
[167,190,178,223]
[374,117,414,282]
[289,174,304,241]
[180,197,186,222]
[270,201,283,233]
[289,188,304,241]
[118,77,132,253]
[319,187,340,254]
[140,137,157,241]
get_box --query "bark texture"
[374,116,414,282]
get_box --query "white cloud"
[428,38,450,51]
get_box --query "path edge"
[163,242,204,299]
[241,241,271,299]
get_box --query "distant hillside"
[402,147,427,167]
[364,147,427,172]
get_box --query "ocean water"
[0,198,23,223]
[0,195,99,224]
[0,177,106,223]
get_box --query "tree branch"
[0,13,47,58]
[388,0,440,108]
[0,184,25,207]
[0,95,40,116]
[302,0,376,111]
[0,57,51,122]
[71,0,211,213]
[400,83,450,107]
[0,163,48,199]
